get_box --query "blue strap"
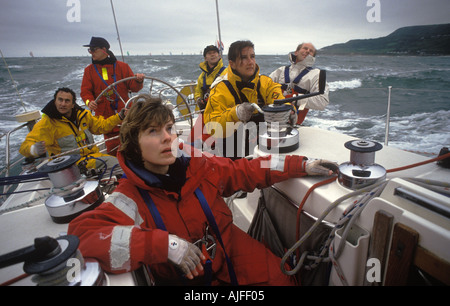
[93,63,119,112]
[194,188,238,285]
[137,188,167,231]
[282,66,312,94]
[137,186,238,285]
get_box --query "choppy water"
[1,54,449,170]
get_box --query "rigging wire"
[0,49,27,112]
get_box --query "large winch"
[338,140,387,189]
[258,103,300,153]
[0,235,105,286]
[257,70,327,154]
[39,155,104,224]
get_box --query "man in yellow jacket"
[19,87,124,171]
[194,45,227,110]
[203,40,285,158]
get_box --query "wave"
[328,79,362,91]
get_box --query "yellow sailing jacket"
[204,65,284,138]
[194,58,227,100]
[20,99,121,168]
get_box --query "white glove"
[236,102,256,122]
[30,141,46,157]
[167,234,204,279]
[305,158,339,176]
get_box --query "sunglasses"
[88,47,101,54]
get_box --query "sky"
[0,0,449,57]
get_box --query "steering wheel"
[93,75,194,128]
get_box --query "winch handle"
[0,236,60,269]
[274,70,326,105]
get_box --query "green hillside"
[320,24,450,55]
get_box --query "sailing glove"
[118,108,127,120]
[167,234,205,279]
[30,141,46,157]
[236,102,256,122]
[304,158,339,176]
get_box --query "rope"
[282,151,450,282]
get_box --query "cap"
[203,45,220,57]
[83,37,110,49]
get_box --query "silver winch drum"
[338,140,386,190]
[39,155,104,224]
[258,104,299,154]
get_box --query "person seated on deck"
[269,42,329,125]
[203,40,294,159]
[68,94,338,286]
[194,45,227,110]
[19,87,125,172]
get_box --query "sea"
[1,54,449,170]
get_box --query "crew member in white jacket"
[269,42,329,124]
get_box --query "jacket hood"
[289,52,316,67]
[41,99,84,120]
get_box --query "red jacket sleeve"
[206,154,307,197]
[68,185,168,274]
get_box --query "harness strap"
[137,186,238,285]
[194,188,238,285]
[281,66,312,95]
[202,66,226,93]
[93,63,119,112]
[137,188,167,231]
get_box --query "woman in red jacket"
[68,94,337,286]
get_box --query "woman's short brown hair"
[119,94,175,166]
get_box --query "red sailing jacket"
[68,145,307,285]
[80,60,143,121]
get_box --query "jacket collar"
[199,58,224,74]
[92,50,117,65]
[119,149,191,194]
[41,99,84,121]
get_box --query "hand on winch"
[118,107,128,120]
[167,234,205,280]
[30,141,46,157]
[236,102,256,122]
[304,158,339,176]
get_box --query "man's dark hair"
[53,87,77,103]
[227,40,254,62]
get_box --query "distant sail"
[29,51,34,57]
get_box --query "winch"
[257,69,327,154]
[258,103,299,153]
[39,155,104,224]
[0,235,105,286]
[338,140,386,189]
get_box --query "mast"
[110,0,125,62]
[215,0,223,55]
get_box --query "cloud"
[0,0,449,57]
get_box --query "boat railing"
[0,122,28,178]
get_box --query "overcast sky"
[1,0,449,57]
